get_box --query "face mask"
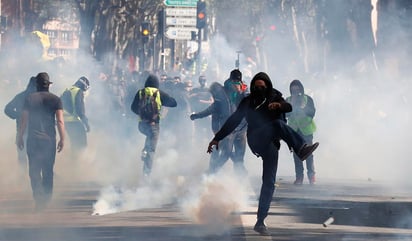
[291,90,302,96]
[253,86,266,97]
[291,86,302,96]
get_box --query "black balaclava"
[249,72,273,100]
[144,74,160,88]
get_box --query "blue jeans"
[26,137,56,205]
[293,133,315,179]
[208,130,247,175]
[231,129,247,175]
[138,121,160,175]
[247,119,306,221]
[209,134,232,173]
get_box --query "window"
[61,31,70,42]
[47,31,56,39]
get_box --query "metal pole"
[171,40,175,71]
[196,28,201,76]
[153,34,156,72]
[236,50,241,69]
[143,42,146,71]
[161,37,165,71]
[161,9,165,71]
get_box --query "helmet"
[76,76,90,91]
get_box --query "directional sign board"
[165,27,197,40]
[164,0,197,7]
[165,7,196,17]
[166,17,196,26]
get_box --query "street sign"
[165,7,196,17]
[166,17,196,26]
[165,27,197,40]
[186,41,199,54]
[164,0,197,7]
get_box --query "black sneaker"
[253,221,271,236]
[298,142,319,161]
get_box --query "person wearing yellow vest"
[61,76,90,159]
[131,74,177,177]
[286,79,317,185]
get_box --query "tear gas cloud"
[92,172,249,235]
[0,0,411,236]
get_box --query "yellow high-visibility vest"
[286,95,316,135]
[63,86,81,122]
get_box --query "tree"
[12,0,408,80]
[75,0,162,74]
[208,0,378,78]
[376,0,412,78]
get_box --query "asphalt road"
[1,176,412,241]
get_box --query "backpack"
[61,88,75,114]
[132,87,161,122]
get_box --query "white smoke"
[92,168,250,235]
[92,180,178,216]
[180,172,249,234]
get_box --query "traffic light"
[196,1,206,29]
[158,9,165,34]
[141,22,150,43]
[269,24,276,31]
[0,16,7,33]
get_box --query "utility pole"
[158,8,165,71]
[235,50,241,69]
[196,0,206,76]
[140,22,151,71]
[152,33,156,71]
[196,28,202,76]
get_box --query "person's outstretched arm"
[207,98,247,153]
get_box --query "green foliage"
[34,0,78,22]
[27,0,379,75]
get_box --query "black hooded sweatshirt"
[193,82,232,133]
[131,74,177,122]
[4,77,37,127]
[286,79,315,118]
[213,72,292,142]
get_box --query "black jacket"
[214,72,291,141]
[131,74,177,122]
[4,77,37,128]
[192,82,232,133]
